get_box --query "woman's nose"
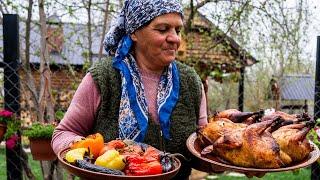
[166,30,180,43]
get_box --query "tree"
[38,0,55,123]
[98,0,110,60]
[183,0,313,111]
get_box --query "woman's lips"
[164,49,176,55]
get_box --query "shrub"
[24,123,55,139]
[307,118,320,149]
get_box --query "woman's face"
[131,13,183,72]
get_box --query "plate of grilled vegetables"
[58,133,181,180]
[187,109,320,173]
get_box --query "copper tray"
[58,146,181,180]
[186,132,320,173]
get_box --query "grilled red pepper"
[124,146,164,176]
[143,146,160,162]
[125,156,162,176]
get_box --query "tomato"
[99,145,114,157]
[98,140,126,156]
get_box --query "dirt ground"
[189,169,209,180]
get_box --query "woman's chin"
[163,58,176,65]
[163,55,177,62]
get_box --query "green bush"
[4,120,20,140]
[23,123,55,139]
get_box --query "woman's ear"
[130,33,137,41]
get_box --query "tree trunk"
[38,0,55,123]
[83,0,93,64]
[21,149,36,180]
[98,0,110,60]
[119,0,124,7]
[17,1,38,179]
[38,1,60,179]
[22,0,41,121]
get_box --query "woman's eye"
[155,27,181,34]
[176,28,181,34]
[157,28,167,33]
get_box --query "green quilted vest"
[89,58,202,179]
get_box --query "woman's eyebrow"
[153,23,182,28]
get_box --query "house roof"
[188,9,258,68]
[281,75,315,100]
[0,21,106,65]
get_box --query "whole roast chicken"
[271,120,315,163]
[212,109,263,124]
[197,118,289,168]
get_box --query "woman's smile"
[163,49,176,55]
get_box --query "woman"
[52,0,207,179]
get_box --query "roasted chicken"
[261,111,312,133]
[272,121,314,163]
[212,109,263,124]
[197,118,287,168]
[261,111,311,124]
[197,109,315,169]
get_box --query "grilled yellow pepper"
[94,149,125,170]
[65,148,89,163]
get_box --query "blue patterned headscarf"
[104,0,183,142]
[104,0,183,56]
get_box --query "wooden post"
[304,100,308,113]
[238,66,244,111]
[3,14,22,180]
[311,36,320,180]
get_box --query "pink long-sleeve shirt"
[52,70,208,154]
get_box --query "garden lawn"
[0,147,43,179]
[207,168,310,180]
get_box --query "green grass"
[0,147,43,179]
[207,168,310,179]
[0,147,313,180]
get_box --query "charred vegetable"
[160,153,173,173]
[75,160,125,175]
[95,149,126,170]
[70,133,105,159]
[124,155,163,176]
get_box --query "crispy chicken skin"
[261,111,311,124]
[212,109,263,124]
[272,123,312,163]
[197,109,315,168]
[198,118,286,168]
[198,118,246,147]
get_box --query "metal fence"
[1,14,82,180]
[1,14,320,180]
